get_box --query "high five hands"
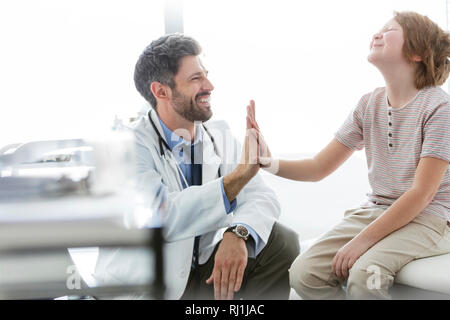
[206,100,277,300]
[244,100,277,173]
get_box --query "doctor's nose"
[203,77,214,92]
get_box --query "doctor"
[94,33,299,300]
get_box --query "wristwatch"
[224,225,249,241]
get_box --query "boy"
[247,11,450,299]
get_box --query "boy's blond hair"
[394,11,450,89]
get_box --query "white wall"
[0,0,165,148]
[183,0,448,154]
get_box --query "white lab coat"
[94,109,281,299]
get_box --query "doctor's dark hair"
[134,33,202,109]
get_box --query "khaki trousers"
[289,206,450,299]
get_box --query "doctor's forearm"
[222,165,254,202]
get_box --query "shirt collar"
[158,117,203,151]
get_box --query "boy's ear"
[150,81,170,101]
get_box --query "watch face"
[236,225,249,237]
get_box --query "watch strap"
[224,227,235,233]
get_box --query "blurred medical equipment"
[0,131,136,198]
[0,132,165,299]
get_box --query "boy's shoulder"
[419,86,450,113]
[370,86,387,99]
[357,87,386,107]
[422,86,450,102]
[360,87,386,100]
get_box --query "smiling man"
[94,33,299,300]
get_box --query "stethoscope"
[148,110,222,185]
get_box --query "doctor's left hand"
[206,232,248,300]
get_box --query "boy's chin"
[367,53,377,64]
[367,55,383,69]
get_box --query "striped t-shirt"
[335,86,450,222]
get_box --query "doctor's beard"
[172,89,212,123]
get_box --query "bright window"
[0,0,164,148]
[184,0,448,154]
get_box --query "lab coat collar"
[148,109,221,184]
